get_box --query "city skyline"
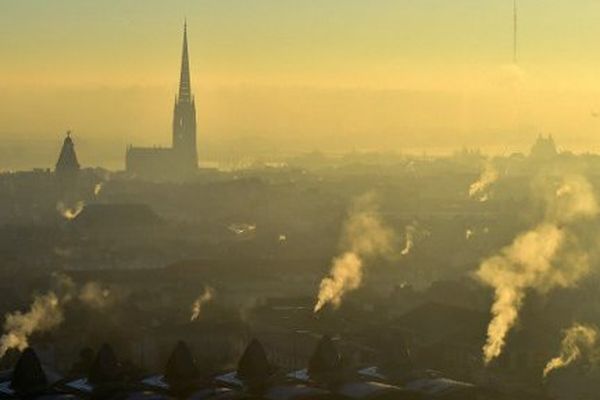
[1,4,600,398]
[3,1,600,169]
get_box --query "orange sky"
[2,1,600,169]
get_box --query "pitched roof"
[11,348,48,396]
[88,343,120,385]
[237,339,272,385]
[308,335,343,381]
[55,132,80,174]
[164,340,199,385]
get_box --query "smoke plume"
[469,162,499,202]
[79,282,112,309]
[477,175,598,364]
[400,225,415,256]
[56,201,84,220]
[544,323,598,378]
[228,223,256,235]
[314,194,395,312]
[0,275,114,357]
[191,286,215,321]
[0,293,63,356]
[94,182,103,196]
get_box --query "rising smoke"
[544,323,598,378]
[469,162,499,202]
[400,225,416,256]
[94,182,103,196]
[56,201,85,220]
[191,286,215,321]
[400,223,429,256]
[314,194,395,312]
[0,274,113,357]
[79,282,112,309]
[477,175,599,364]
[228,223,257,236]
[0,292,63,356]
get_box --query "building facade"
[126,23,198,180]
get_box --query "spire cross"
[178,21,191,103]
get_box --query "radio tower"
[513,0,518,64]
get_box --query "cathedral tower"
[125,23,199,180]
[172,22,198,172]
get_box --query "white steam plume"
[469,162,499,202]
[0,293,63,356]
[94,183,103,196]
[56,201,84,220]
[191,286,215,321]
[79,282,111,309]
[401,225,416,256]
[477,175,598,364]
[0,275,114,357]
[228,223,256,235]
[314,194,395,312]
[544,323,598,378]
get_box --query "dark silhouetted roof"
[72,203,160,230]
[308,335,343,381]
[165,340,199,385]
[237,339,272,386]
[55,132,80,174]
[88,343,120,385]
[11,348,48,396]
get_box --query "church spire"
[172,21,198,172]
[178,21,192,103]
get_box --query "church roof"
[55,131,80,174]
[530,134,558,160]
[178,21,192,103]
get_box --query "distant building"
[55,131,80,180]
[55,131,81,199]
[126,23,198,181]
[529,134,558,161]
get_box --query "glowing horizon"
[3,1,600,169]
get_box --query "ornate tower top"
[172,22,198,172]
[55,130,80,175]
[178,21,192,103]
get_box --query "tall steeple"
[178,20,192,103]
[172,21,198,174]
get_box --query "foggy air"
[2,1,600,400]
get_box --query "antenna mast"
[513,0,518,64]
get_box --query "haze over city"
[4,1,600,169]
[2,2,600,400]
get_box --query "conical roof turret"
[55,131,80,175]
